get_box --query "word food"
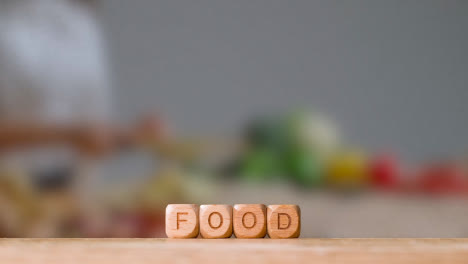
[166,204,300,239]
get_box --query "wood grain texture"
[267,205,301,238]
[233,204,267,238]
[1,239,468,264]
[166,204,199,238]
[199,205,233,238]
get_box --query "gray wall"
[101,0,468,161]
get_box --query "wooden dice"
[165,204,300,239]
[166,204,199,238]
[200,205,233,238]
[233,204,267,238]
[267,205,300,238]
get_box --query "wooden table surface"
[1,238,468,264]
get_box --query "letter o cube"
[199,205,233,238]
[267,205,300,238]
[166,204,199,238]
[233,204,267,238]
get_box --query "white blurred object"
[295,112,340,159]
[0,0,111,179]
[0,0,110,123]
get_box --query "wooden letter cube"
[267,205,300,238]
[166,204,199,238]
[199,205,233,238]
[233,204,266,238]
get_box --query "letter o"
[208,212,223,229]
[242,212,257,229]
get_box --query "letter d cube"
[267,205,300,238]
[166,204,199,238]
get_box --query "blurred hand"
[132,114,168,146]
[72,123,118,157]
[70,114,168,156]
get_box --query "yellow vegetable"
[326,150,369,189]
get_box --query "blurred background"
[0,0,467,238]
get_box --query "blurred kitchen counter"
[1,238,468,264]
[204,181,468,238]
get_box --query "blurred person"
[0,0,111,150]
[0,0,112,237]
[0,0,163,237]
